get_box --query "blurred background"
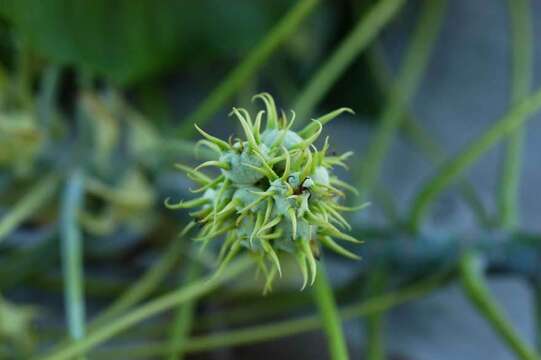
[1,0,541,359]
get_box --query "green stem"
[175,0,319,138]
[313,260,349,360]
[368,45,491,227]
[364,266,388,360]
[408,86,541,231]
[39,257,253,360]
[60,169,86,359]
[498,0,532,229]
[535,281,541,352]
[38,65,61,133]
[0,174,60,244]
[354,0,447,199]
[90,236,186,329]
[459,252,540,360]
[293,0,406,123]
[92,270,451,358]
[167,258,201,360]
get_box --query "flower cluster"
[167,93,367,291]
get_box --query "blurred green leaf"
[0,0,289,84]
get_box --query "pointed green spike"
[194,124,231,151]
[292,120,322,150]
[193,160,230,172]
[320,236,361,260]
[230,107,257,148]
[301,238,317,285]
[253,92,278,129]
[296,252,308,290]
[298,107,354,137]
[164,196,209,209]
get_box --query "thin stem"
[535,281,541,352]
[312,260,349,360]
[293,0,406,123]
[459,252,540,360]
[368,44,491,227]
[92,270,451,358]
[60,168,87,359]
[38,64,61,133]
[408,86,541,231]
[364,266,388,360]
[0,174,60,244]
[498,0,532,229]
[40,257,253,360]
[175,0,319,138]
[354,0,447,200]
[167,258,201,360]
[90,236,186,329]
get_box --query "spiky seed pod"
[167,93,367,292]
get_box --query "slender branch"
[90,236,186,329]
[408,86,541,231]
[535,281,541,352]
[167,258,201,360]
[92,270,451,358]
[354,0,447,199]
[293,0,406,123]
[60,168,87,359]
[364,265,388,360]
[367,45,491,227]
[40,257,253,360]
[498,0,532,228]
[175,0,319,138]
[313,260,349,360]
[459,252,540,360]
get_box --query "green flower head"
[167,93,367,292]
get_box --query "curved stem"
[498,0,532,229]
[167,258,201,360]
[459,252,540,360]
[175,0,319,138]
[354,0,447,200]
[90,236,186,329]
[313,260,349,360]
[60,168,87,359]
[368,45,491,228]
[92,270,451,358]
[293,0,406,123]
[39,257,253,360]
[408,86,541,232]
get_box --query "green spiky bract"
[167,93,366,292]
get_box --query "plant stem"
[167,258,201,360]
[0,174,60,244]
[89,236,186,329]
[293,0,406,123]
[40,256,253,360]
[368,45,491,227]
[498,0,532,229]
[459,252,540,360]
[408,86,541,232]
[60,168,86,359]
[92,270,451,359]
[313,260,349,360]
[38,64,61,133]
[535,281,541,352]
[354,0,447,200]
[175,0,319,138]
[364,266,388,360]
